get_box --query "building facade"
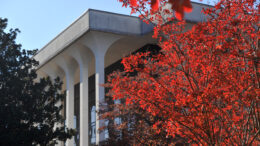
[34,2,209,146]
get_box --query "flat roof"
[34,2,211,66]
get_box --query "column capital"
[81,31,122,59]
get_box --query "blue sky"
[0,0,213,51]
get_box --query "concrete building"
[34,2,209,146]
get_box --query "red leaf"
[151,0,160,11]
[175,11,183,20]
[129,0,138,7]
[169,0,192,20]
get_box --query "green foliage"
[0,18,74,146]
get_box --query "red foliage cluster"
[119,0,193,20]
[105,0,260,145]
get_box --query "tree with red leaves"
[103,0,260,145]
[101,45,185,145]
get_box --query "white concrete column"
[79,65,89,146]
[68,46,90,146]
[55,57,76,146]
[95,52,106,144]
[65,75,75,146]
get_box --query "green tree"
[0,18,74,146]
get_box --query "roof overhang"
[34,2,211,67]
